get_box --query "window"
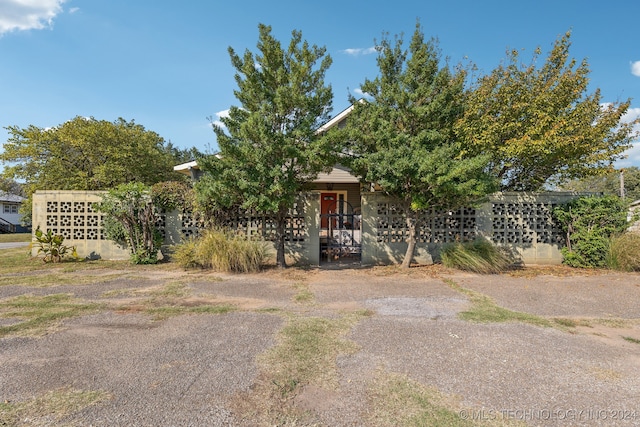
[3,204,18,214]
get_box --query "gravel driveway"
[1,265,640,426]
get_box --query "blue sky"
[1,0,639,170]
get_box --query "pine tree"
[197,24,335,268]
[343,23,496,268]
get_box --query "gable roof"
[0,191,25,203]
[174,105,359,184]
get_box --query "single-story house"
[171,104,582,265]
[0,191,28,233]
[173,105,363,261]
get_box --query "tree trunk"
[275,209,288,269]
[401,211,418,269]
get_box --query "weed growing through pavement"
[623,336,640,344]
[231,310,372,424]
[444,279,553,327]
[114,281,236,320]
[0,388,110,425]
[367,371,523,427]
[291,282,314,304]
[0,294,104,338]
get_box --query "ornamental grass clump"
[607,233,640,271]
[440,238,512,274]
[173,229,269,273]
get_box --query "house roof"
[174,161,359,184]
[315,104,354,134]
[314,165,359,184]
[0,191,25,203]
[174,105,360,184]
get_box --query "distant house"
[0,191,28,233]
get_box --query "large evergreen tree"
[456,31,639,190]
[196,24,334,268]
[343,23,496,268]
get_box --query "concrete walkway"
[0,241,30,249]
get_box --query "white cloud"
[341,46,377,56]
[211,109,230,129]
[616,107,640,168]
[621,107,640,125]
[0,0,67,35]
[69,7,79,13]
[631,61,640,77]
[353,87,373,99]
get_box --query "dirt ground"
[1,263,640,426]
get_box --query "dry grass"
[173,229,270,273]
[291,282,314,304]
[0,388,110,426]
[506,264,612,278]
[113,281,236,320]
[0,293,104,338]
[0,233,31,243]
[608,233,640,271]
[367,372,523,427]
[441,239,513,274]
[231,311,370,424]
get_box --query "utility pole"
[620,169,625,200]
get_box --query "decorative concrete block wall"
[361,192,582,265]
[34,190,580,265]
[32,191,130,260]
[32,190,321,264]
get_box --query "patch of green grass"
[231,311,369,425]
[149,281,189,298]
[0,246,135,275]
[0,293,104,338]
[256,307,282,313]
[444,279,583,331]
[0,388,110,425]
[143,303,235,320]
[367,372,523,427]
[262,312,366,394]
[551,317,580,328]
[112,281,236,320]
[445,279,553,327]
[0,233,31,243]
[623,336,640,344]
[291,282,314,304]
[0,272,129,288]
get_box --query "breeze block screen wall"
[33,190,581,265]
[361,192,581,265]
[31,191,319,264]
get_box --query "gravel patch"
[349,316,640,426]
[2,266,640,426]
[0,311,282,426]
[365,296,469,318]
[456,272,640,318]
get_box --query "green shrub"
[554,196,628,268]
[171,238,200,269]
[607,233,640,271]
[95,183,162,264]
[173,229,269,273]
[32,226,78,263]
[440,238,512,274]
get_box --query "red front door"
[321,193,337,229]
